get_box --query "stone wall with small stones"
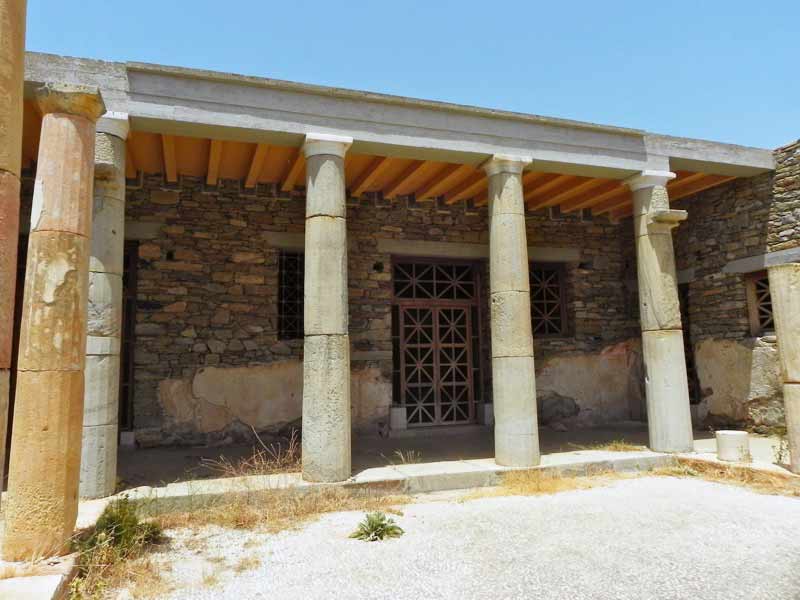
[124,175,641,442]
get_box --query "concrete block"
[302,334,351,482]
[80,424,118,499]
[715,430,751,462]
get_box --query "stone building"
[1,31,799,559]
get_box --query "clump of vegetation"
[201,428,301,477]
[350,512,405,542]
[69,496,166,599]
[655,458,800,497]
[392,449,422,464]
[570,439,645,452]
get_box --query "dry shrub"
[156,487,410,535]
[655,457,800,497]
[201,428,301,478]
[570,439,645,452]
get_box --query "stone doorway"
[391,259,482,428]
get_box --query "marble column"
[767,263,800,473]
[484,155,540,467]
[301,133,352,482]
[3,83,105,560]
[0,0,27,510]
[80,113,129,499]
[626,171,694,453]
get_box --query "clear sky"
[26,0,799,149]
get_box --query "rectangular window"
[529,263,567,337]
[745,270,774,336]
[278,251,304,340]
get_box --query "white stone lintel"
[96,111,130,140]
[625,170,676,191]
[303,133,353,158]
[482,154,532,178]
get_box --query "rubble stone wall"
[124,175,641,445]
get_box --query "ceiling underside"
[21,102,737,221]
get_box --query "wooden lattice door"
[392,261,480,427]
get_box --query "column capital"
[482,154,532,178]
[303,133,353,159]
[625,170,676,191]
[96,112,130,140]
[33,83,106,122]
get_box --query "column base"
[642,329,694,453]
[301,334,351,482]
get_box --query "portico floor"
[115,422,780,491]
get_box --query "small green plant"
[69,496,164,599]
[349,512,404,542]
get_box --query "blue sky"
[27,0,799,149]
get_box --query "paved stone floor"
[115,423,787,490]
[153,477,800,600]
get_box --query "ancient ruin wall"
[123,176,641,445]
[674,141,800,429]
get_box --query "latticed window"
[745,271,774,336]
[529,263,567,336]
[393,262,477,301]
[278,251,304,340]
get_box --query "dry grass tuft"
[0,560,62,580]
[234,556,262,573]
[202,570,220,588]
[201,428,301,478]
[569,439,645,452]
[156,487,411,535]
[460,467,624,502]
[655,458,800,497]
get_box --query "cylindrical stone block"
[635,231,682,332]
[490,291,534,358]
[15,231,90,371]
[0,170,21,367]
[89,195,125,275]
[305,153,347,218]
[642,329,694,452]
[484,156,540,468]
[80,423,118,500]
[87,271,123,338]
[715,430,751,462]
[303,216,348,335]
[768,263,800,384]
[83,352,121,427]
[784,383,800,474]
[3,370,85,558]
[302,334,351,482]
[492,356,540,466]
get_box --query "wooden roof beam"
[415,164,472,200]
[445,172,486,204]
[206,139,223,186]
[526,175,583,209]
[560,180,625,212]
[244,143,269,189]
[281,150,305,192]
[590,189,633,215]
[531,177,611,210]
[384,160,427,198]
[161,134,177,183]
[350,156,392,197]
[522,174,569,203]
[668,174,736,201]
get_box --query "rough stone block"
[3,370,84,560]
[302,334,351,482]
[636,232,682,332]
[87,271,122,338]
[642,330,694,453]
[16,231,89,371]
[304,216,348,335]
[490,291,534,358]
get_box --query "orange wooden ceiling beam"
[244,143,269,189]
[350,156,392,197]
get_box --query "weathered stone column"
[0,0,27,509]
[3,83,105,560]
[484,155,540,467]
[768,263,800,473]
[80,113,129,499]
[301,133,353,482]
[626,171,693,453]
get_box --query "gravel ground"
[152,477,800,600]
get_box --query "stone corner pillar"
[0,0,27,512]
[767,262,800,473]
[625,170,693,453]
[484,154,540,467]
[80,111,129,499]
[301,133,353,483]
[3,83,105,561]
